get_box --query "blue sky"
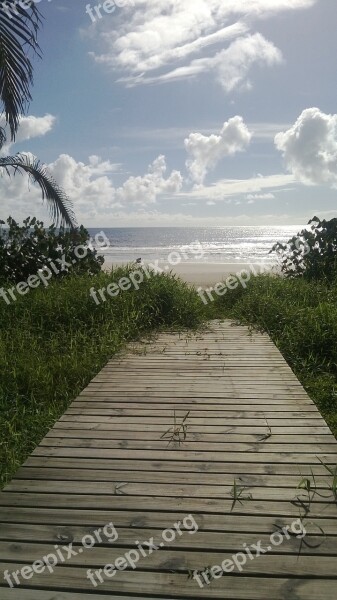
[1,0,337,227]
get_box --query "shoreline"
[102,260,279,287]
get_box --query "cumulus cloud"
[185,116,252,184]
[115,155,183,205]
[275,108,337,186]
[0,114,56,154]
[0,152,183,223]
[0,153,121,222]
[88,0,315,91]
[46,154,122,219]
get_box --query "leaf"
[0,153,76,227]
[0,2,42,142]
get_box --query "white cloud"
[185,116,252,184]
[212,33,282,93]
[0,153,121,223]
[14,115,56,143]
[114,155,183,206]
[0,114,56,154]
[246,192,275,200]
[117,33,282,91]
[275,108,337,186]
[178,173,297,201]
[88,0,315,91]
[0,152,183,223]
[47,154,122,219]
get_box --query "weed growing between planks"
[160,411,190,447]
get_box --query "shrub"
[270,216,337,282]
[0,216,103,284]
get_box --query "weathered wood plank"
[1,493,336,519]
[45,430,336,444]
[30,446,337,463]
[1,508,336,534]
[0,566,336,599]
[11,467,332,489]
[1,543,336,576]
[58,416,329,425]
[22,456,335,475]
[37,437,337,453]
[5,479,337,503]
[51,422,332,434]
[0,524,334,555]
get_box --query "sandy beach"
[103,259,277,287]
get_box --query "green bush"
[271,216,337,281]
[0,216,103,284]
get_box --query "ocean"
[87,226,302,265]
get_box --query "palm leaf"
[0,1,41,142]
[0,153,77,227]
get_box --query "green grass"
[0,267,205,487]
[210,274,337,438]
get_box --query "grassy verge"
[0,267,205,487]
[209,274,337,438]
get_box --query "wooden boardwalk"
[1,320,337,599]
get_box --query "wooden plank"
[37,438,337,453]
[5,480,337,503]
[51,422,332,433]
[11,467,333,488]
[1,492,337,518]
[0,566,336,599]
[1,508,336,534]
[1,544,336,576]
[45,430,336,443]
[58,416,329,425]
[0,524,334,555]
[69,400,318,409]
[22,456,336,475]
[0,591,175,600]
[69,398,317,405]
[30,446,337,463]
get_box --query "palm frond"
[0,126,6,147]
[0,1,42,142]
[0,153,77,228]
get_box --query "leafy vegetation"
[271,216,337,281]
[0,217,103,283]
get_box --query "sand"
[103,259,278,287]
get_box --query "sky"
[0,0,337,227]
